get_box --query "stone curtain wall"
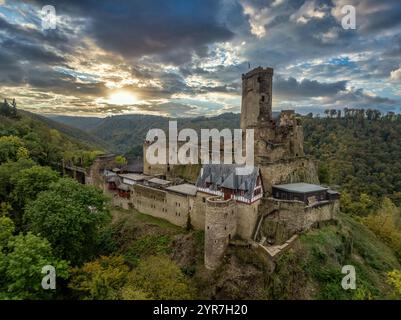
[235,200,260,240]
[131,184,190,227]
[259,198,339,244]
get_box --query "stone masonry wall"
[235,200,260,240]
[190,191,208,230]
[131,184,190,227]
[258,198,339,244]
[258,157,319,194]
[204,197,237,270]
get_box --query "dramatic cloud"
[390,67,401,81]
[31,0,233,64]
[274,77,347,98]
[290,0,326,24]
[331,0,401,33]
[241,1,273,38]
[0,0,400,116]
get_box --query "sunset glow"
[107,91,138,105]
[0,0,400,116]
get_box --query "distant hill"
[48,115,104,132]
[47,112,241,154]
[24,111,112,152]
[0,106,113,168]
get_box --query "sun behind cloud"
[108,91,138,105]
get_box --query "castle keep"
[89,67,340,270]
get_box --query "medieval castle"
[86,67,340,270]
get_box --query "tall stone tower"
[239,66,318,193]
[204,196,236,270]
[240,67,274,130]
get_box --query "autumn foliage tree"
[69,255,129,300]
[363,198,401,257]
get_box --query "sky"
[0,0,400,117]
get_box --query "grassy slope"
[108,207,400,299]
[270,213,400,299]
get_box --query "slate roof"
[148,177,171,186]
[196,164,261,200]
[121,159,143,173]
[166,184,197,196]
[273,183,328,193]
[119,173,151,181]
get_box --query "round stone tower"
[204,196,237,270]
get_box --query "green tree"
[121,287,149,300]
[125,255,195,300]
[24,178,110,265]
[1,233,69,300]
[363,198,401,257]
[69,255,129,300]
[0,217,69,300]
[11,165,59,207]
[358,193,375,215]
[115,155,127,166]
[0,158,35,202]
[387,269,401,298]
[0,136,25,163]
[340,191,354,214]
[82,150,103,168]
[0,215,14,247]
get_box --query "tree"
[82,150,103,168]
[0,216,14,247]
[125,255,195,300]
[1,232,69,300]
[0,136,25,163]
[69,255,129,300]
[358,193,375,215]
[24,178,111,265]
[387,269,401,298]
[340,191,354,214]
[11,165,59,208]
[363,198,401,257]
[0,216,68,300]
[115,155,127,166]
[0,158,35,202]
[121,287,149,300]
[0,99,17,118]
